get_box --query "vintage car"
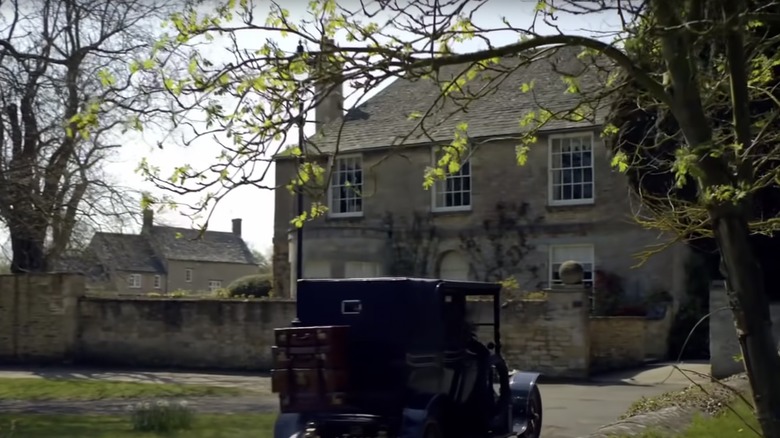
[271,278,542,438]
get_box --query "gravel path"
[0,395,279,415]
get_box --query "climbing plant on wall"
[384,212,439,277]
[459,202,544,291]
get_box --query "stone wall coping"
[0,273,86,279]
[546,287,589,293]
[590,316,648,321]
[79,296,297,304]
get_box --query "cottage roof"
[90,233,166,273]
[146,225,256,265]
[51,223,256,277]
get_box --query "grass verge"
[621,374,750,419]
[635,398,759,438]
[0,378,248,401]
[0,413,276,438]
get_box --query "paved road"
[539,363,710,438]
[0,362,711,438]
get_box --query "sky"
[1,0,625,260]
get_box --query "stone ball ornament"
[558,261,584,285]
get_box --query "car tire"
[520,385,543,438]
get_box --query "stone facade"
[709,280,780,379]
[1,273,669,377]
[273,132,690,306]
[164,260,257,294]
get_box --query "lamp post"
[294,40,306,285]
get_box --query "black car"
[271,277,543,438]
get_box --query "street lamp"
[294,40,306,287]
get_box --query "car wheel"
[521,386,543,438]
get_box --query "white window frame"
[327,154,364,218]
[549,244,595,288]
[185,268,193,283]
[431,146,472,213]
[208,280,222,292]
[127,273,142,289]
[153,275,161,289]
[548,132,595,206]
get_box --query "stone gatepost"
[545,260,592,378]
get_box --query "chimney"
[142,209,154,233]
[232,218,242,237]
[314,37,344,131]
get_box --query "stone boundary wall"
[710,281,780,379]
[468,287,592,378]
[589,308,673,372]
[0,274,671,377]
[0,274,84,363]
[77,297,297,370]
[590,317,646,372]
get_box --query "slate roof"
[51,223,256,277]
[48,253,109,280]
[306,45,612,154]
[146,225,256,264]
[90,233,166,273]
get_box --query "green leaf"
[601,123,619,138]
[516,145,530,166]
[610,150,629,173]
[97,69,117,87]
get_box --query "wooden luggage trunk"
[272,325,351,413]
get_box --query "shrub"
[168,289,188,298]
[225,274,273,298]
[128,400,193,433]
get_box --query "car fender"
[509,371,541,433]
[399,393,447,438]
[273,413,306,438]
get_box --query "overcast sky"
[1,0,625,261]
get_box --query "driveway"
[539,362,711,437]
[0,362,711,438]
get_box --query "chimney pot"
[232,218,242,237]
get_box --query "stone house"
[272,45,690,307]
[54,210,257,294]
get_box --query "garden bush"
[224,273,273,298]
[129,400,193,432]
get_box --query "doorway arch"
[438,251,471,281]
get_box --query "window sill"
[432,206,472,215]
[327,212,364,220]
[546,200,595,211]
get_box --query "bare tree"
[0,0,183,273]
[144,0,780,434]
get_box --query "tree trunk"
[711,204,780,437]
[8,222,47,274]
[715,2,780,435]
